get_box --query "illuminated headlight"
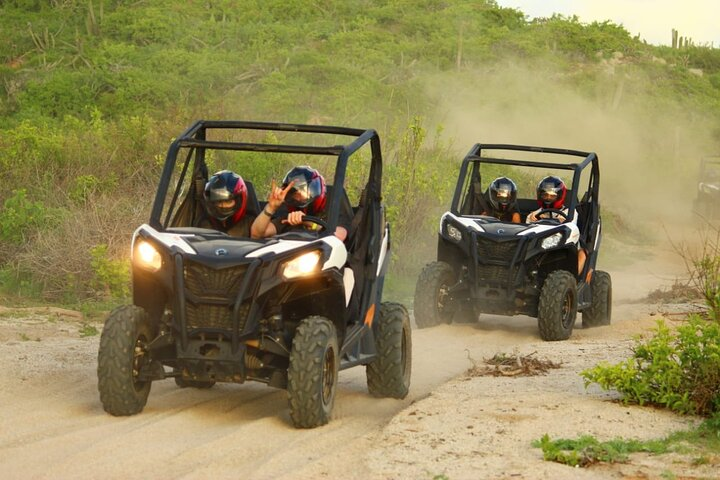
[541,233,563,250]
[446,224,463,242]
[134,239,162,272]
[282,251,321,280]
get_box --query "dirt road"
[0,252,716,480]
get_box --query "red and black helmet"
[536,175,567,209]
[281,166,326,215]
[203,170,248,225]
[488,177,517,212]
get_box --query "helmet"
[281,166,326,214]
[536,175,567,209]
[488,177,517,213]
[203,170,248,224]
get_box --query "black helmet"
[281,165,326,214]
[536,175,567,209]
[203,170,248,224]
[488,177,517,212]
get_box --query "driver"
[526,175,567,222]
[251,165,350,241]
[526,175,587,274]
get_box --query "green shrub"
[89,244,130,300]
[0,189,47,244]
[582,316,720,415]
[533,433,668,467]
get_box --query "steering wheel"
[298,215,328,232]
[532,208,568,222]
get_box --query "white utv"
[414,144,611,341]
[97,121,411,428]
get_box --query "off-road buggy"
[414,144,611,341]
[693,156,720,221]
[97,120,411,428]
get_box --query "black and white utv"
[414,144,611,341]
[97,120,411,428]
[693,156,720,221]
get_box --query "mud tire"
[287,316,338,428]
[538,271,577,341]
[582,270,612,328]
[97,305,154,416]
[367,302,412,398]
[413,261,456,328]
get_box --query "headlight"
[134,239,162,272]
[446,224,463,242]
[541,233,563,250]
[282,251,321,280]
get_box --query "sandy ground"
[0,245,717,480]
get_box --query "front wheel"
[582,270,612,328]
[538,271,577,341]
[413,261,456,328]
[287,316,339,428]
[97,305,154,416]
[366,302,412,399]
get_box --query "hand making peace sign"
[267,178,295,212]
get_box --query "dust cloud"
[422,59,718,226]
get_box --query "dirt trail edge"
[0,257,716,479]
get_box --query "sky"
[494,0,719,47]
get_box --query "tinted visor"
[539,189,558,203]
[285,180,311,208]
[493,187,512,205]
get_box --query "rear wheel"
[413,261,456,328]
[287,316,338,428]
[97,305,154,416]
[582,270,612,328]
[367,302,412,398]
[538,271,577,341]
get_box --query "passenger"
[251,165,351,241]
[199,170,255,237]
[479,176,521,223]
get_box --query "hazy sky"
[494,0,719,47]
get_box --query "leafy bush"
[582,316,720,415]
[673,228,720,321]
[89,244,130,300]
[0,189,47,244]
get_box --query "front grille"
[184,261,248,298]
[476,264,516,285]
[476,237,518,263]
[186,302,250,331]
[183,261,251,331]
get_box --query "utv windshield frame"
[451,144,599,222]
[149,120,383,233]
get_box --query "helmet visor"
[207,198,237,221]
[493,187,512,205]
[285,180,312,208]
[539,190,558,203]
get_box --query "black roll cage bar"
[150,120,383,232]
[451,143,599,220]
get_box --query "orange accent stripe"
[245,339,259,348]
[364,303,376,327]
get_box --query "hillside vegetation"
[1,0,719,304]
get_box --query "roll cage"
[452,144,599,221]
[149,120,384,237]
